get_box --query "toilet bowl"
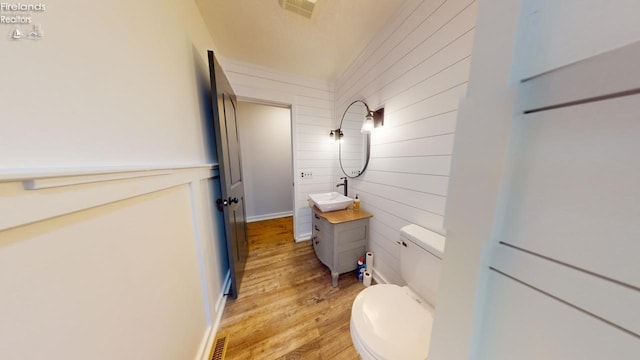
[350,284,434,360]
[350,224,445,360]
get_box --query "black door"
[208,50,248,299]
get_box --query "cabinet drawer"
[313,215,334,240]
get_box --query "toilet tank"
[399,224,445,307]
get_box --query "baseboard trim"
[246,211,293,223]
[215,270,231,313]
[197,270,231,360]
[372,269,390,285]
[197,326,215,360]
[295,232,311,242]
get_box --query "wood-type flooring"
[217,216,364,359]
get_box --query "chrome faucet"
[337,177,348,196]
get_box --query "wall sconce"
[329,129,344,141]
[361,111,374,133]
[361,107,384,134]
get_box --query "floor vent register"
[209,333,229,360]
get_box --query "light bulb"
[361,114,374,134]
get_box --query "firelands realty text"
[1,3,45,24]
[1,3,45,11]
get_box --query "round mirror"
[339,100,370,178]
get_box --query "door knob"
[216,198,229,212]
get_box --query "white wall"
[334,0,477,285]
[428,0,521,357]
[1,0,216,169]
[513,0,640,79]
[217,58,336,241]
[430,0,640,359]
[1,1,229,359]
[0,167,229,360]
[237,102,293,222]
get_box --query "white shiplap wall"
[335,0,477,284]
[430,1,640,358]
[221,59,336,240]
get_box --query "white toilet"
[350,224,445,360]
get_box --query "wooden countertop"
[312,205,372,224]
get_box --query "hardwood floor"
[217,216,364,359]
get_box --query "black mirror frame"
[338,100,371,178]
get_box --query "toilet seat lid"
[351,284,434,360]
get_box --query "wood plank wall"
[334,0,477,284]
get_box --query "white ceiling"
[195,0,406,81]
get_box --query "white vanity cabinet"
[311,206,372,287]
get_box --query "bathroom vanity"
[311,206,372,287]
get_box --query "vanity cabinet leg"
[331,271,339,287]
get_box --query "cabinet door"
[334,219,368,273]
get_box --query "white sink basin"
[308,192,353,212]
